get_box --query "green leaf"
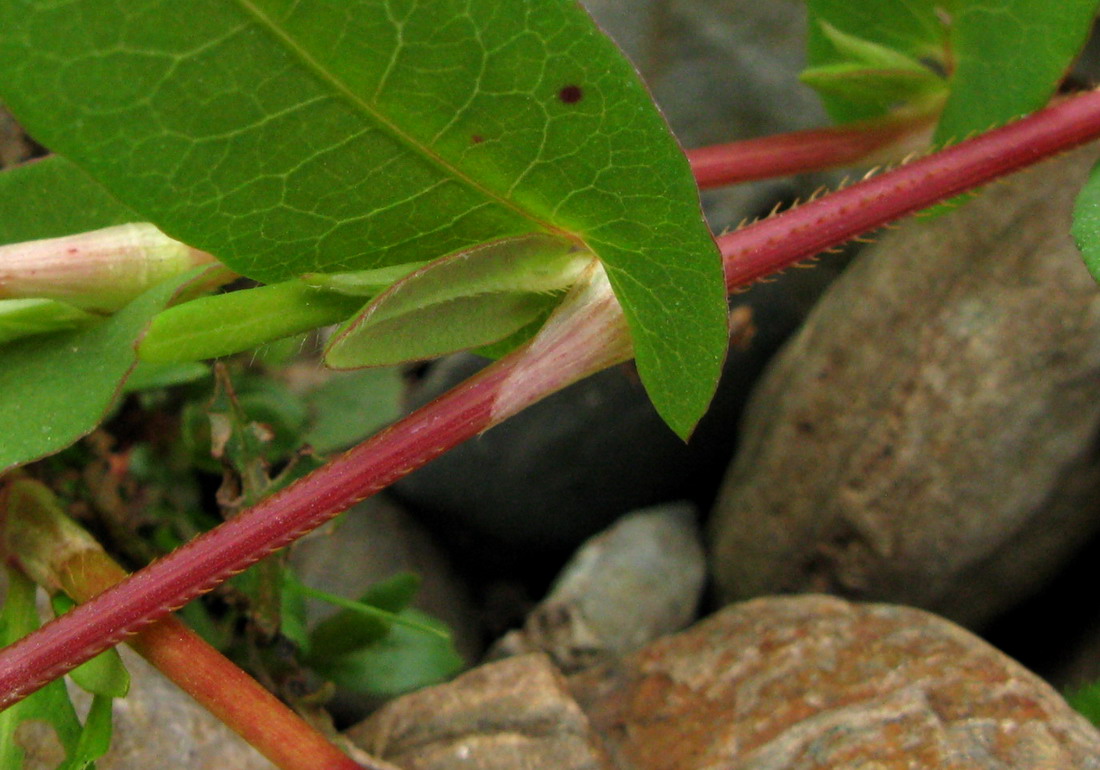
[0,567,83,768]
[805,0,947,122]
[0,155,138,245]
[297,572,436,662]
[301,368,403,454]
[0,266,214,472]
[934,0,1100,145]
[139,280,365,364]
[325,233,589,368]
[799,22,946,113]
[59,694,114,770]
[0,0,728,437]
[122,360,210,393]
[309,608,463,698]
[1072,158,1100,285]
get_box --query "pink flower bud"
[0,223,217,312]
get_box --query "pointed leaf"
[806,0,947,122]
[325,233,589,367]
[0,0,728,435]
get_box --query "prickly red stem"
[718,89,1100,290]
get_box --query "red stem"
[717,90,1100,290]
[3,87,1100,711]
[687,111,936,188]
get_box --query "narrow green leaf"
[799,22,945,112]
[805,0,946,122]
[0,266,214,472]
[806,0,1100,145]
[301,263,428,297]
[0,156,137,245]
[1072,158,1100,285]
[140,280,365,363]
[325,234,589,368]
[59,693,114,770]
[0,0,728,436]
[122,360,210,392]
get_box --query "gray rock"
[347,653,612,770]
[489,503,706,672]
[570,596,1100,769]
[709,144,1100,626]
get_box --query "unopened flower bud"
[0,223,217,313]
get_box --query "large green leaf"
[804,0,1099,143]
[0,267,212,472]
[0,0,728,437]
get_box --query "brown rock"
[569,596,1100,769]
[347,653,612,770]
[709,145,1100,625]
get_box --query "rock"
[488,503,706,672]
[346,653,612,770]
[349,597,1100,769]
[709,144,1100,627]
[569,596,1100,769]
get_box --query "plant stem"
[687,110,936,188]
[0,476,367,770]
[68,553,368,770]
[3,87,1100,712]
[716,89,1100,289]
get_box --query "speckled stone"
[569,596,1100,769]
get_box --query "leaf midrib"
[235,0,566,241]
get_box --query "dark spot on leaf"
[558,85,583,104]
[470,134,484,144]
